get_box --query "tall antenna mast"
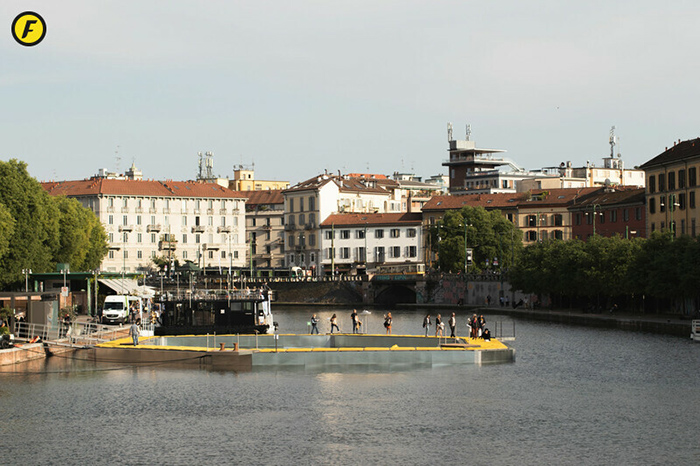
[609,126,616,158]
[115,145,121,174]
[466,124,472,141]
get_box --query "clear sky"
[2,1,699,185]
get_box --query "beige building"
[243,190,285,269]
[640,138,700,237]
[43,167,248,274]
[230,166,290,191]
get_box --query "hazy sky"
[2,1,699,185]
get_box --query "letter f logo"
[12,12,46,46]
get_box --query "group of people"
[422,312,490,340]
[308,311,491,340]
[309,309,393,335]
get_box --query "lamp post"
[586,204,601,237]
[22,268,32,292]
[669,194,680,237]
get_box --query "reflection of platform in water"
[93,334,515,371]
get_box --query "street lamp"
[458,222,472,274]
[586,204,602,236]
[22,268,32,292]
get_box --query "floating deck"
[92,333,515,371]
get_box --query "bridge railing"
[13,321,126,346]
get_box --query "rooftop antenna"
[197,151,203,179]
[447,122,453,141]
[115,145,121,174]
[609,126,616,158]
[205,151,214,179]
[466,124,472,141]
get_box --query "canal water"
[2,308,699,465]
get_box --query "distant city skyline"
[3,1,700,185]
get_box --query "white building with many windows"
[43,169,248,273]
[319,213,423,275]
[283,173,403,275]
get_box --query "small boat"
[155,288,277,336]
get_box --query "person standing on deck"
[351,309,359,334]
[423,313,431,337]
[129,322,140,346]
[330,314,340,334]
[449,313,456,338]
[310,314,319,334]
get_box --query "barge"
[155,288,277,336]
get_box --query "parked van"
[102,295,143,324]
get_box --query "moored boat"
[155,288,277,336]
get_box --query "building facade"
[640,138,700,237]
[243,190,285,269]
[319,213,423,275]
[43,170,248,274]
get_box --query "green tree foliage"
[54,196,108,271]
[0,202,16,261]
[431,207,522,273]
[0,160,59,287]
[0,159,108,288]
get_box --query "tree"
[0,202,15,262]
[53,196,108,271]
[431,207,522,273]
[0,160,59,287]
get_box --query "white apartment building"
[282,173,403,274]
[43,169,248,274]
[319,213,423,275]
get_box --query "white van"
[102,295,143,324]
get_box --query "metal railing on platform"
[13,321,127,347]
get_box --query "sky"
[2,1,700,186]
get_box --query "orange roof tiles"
[320,212,422,227]
[42,178,247,199]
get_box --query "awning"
[98,279,156,298]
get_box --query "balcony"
[217,226,231,233]
[118,225,134,232]
[284,224,296,231]
[219,209,227,215]
[158,241,177,251]
[146,224,161,232]
[191,225,205,233]
[261,224,272,230]
[304,223,316,230]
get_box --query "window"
[635,207,642,220]
[195,234,200,244]
[299,214,305,225]
[623,209,629,222]
[693,219,697,237]
[648,176,656,193]
[690,191,696,209]
[151,233,156,243]
[679,169,686,189]
[288,235,295,247]
[374,246,385,261]
[325,230,334,240]
[668,171,676,190]
[610,210,617,222]
[208,216,213,226]
[553,230,563,240]
[108,233,113,242]
[182,234,187,244]
[108,251,114,259]
[407,228,417,238]
[182,216,187,226]
[390,246,401,258]
[108,198,114,208]
[407,246,417,257]
[137,233,142,243]
[208,251,214,259]
[309,196,315,211]
[690,167,697,187]
[526,215,536,227]
[658,174,665,192]
[309,234,316,246]
[575,213,582,226]
[553,214,563,226]
[526,231,537,241]
[326,248,335,259]
[221,251,226,259]
[375,229,384,239]
[390,229,400,238]
[137,215,142,225]
[356,229,365,239]
[123,215,128,225]
[660,195,666,212]
[679,193,686,210]
[289,198,294,212]
[340,247,350,259]
[340,230,350,239]
[649,198,656,214]
[137,250,142,259]
[108,215,113,225]
[183,251,188,259]
[357,247,366,261]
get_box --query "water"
[2,308,699,465]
